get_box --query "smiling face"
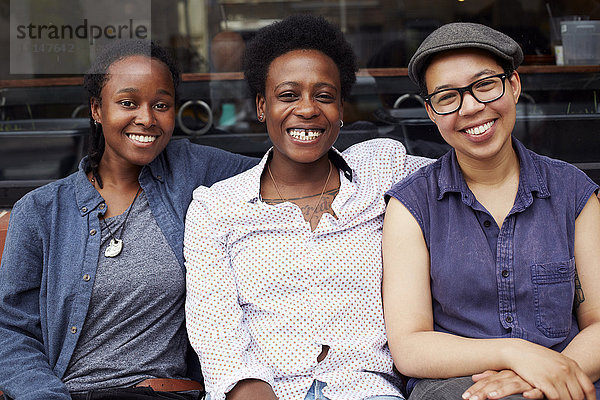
[424,49,521,164]
[257,49,343,166]
[91,55,175,169]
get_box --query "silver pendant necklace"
[102,187,142,258]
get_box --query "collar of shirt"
[73,150,172,218]
[74,157,106,217]
[243,147,354,204]
[436,137,551,210]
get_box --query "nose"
[294,96,319,119]
[134,104,155,127]
[458,91,485,116]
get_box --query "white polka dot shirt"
[184,139,432,400]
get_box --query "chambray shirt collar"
[436,137,551,207]
[74,155,167,218]
[244,147,353,203]
[74,157,105,217]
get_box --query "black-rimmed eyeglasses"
[424,73,510,115]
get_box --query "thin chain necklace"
[102,186,142,258]
[267,160,332,224]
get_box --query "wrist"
[497,338,525,371]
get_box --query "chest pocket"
[531,257,576,338]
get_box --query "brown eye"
[119,100,135,108]
[278,92,298,102]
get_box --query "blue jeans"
[303,380,404,400]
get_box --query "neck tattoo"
[267,160,332,224]
[102,187,142,258]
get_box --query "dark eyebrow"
[116,87,138,94]
[157,89,174,97]
[274,81,338,93]
[431,69,500,93]
[115,87,174,97]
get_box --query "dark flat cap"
[408,22,524,89]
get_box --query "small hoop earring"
[340,120,344,128]
[258,113,265,122]
[93,120,99,127]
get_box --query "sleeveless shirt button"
[501,270,509,278]
[70,326,78,334]
[89,229,97,236]
[81,206,87,213]
[99,203,105,210]
[505,315,513,323]
[483,220,492,228]
[83,274,91,281]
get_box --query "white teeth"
[287,128,323,141]
[465,120,494,136]
[128,134,157,143]
[465,122,491,135]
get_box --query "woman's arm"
[382,197,595,400]
[562,194,600,381]
[0,205,71,400]
[184,190,275,400]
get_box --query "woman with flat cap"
[382,22,600,400]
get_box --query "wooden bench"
[0,210,9,262]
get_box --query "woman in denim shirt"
[382,23,600,400]
[0,41,256,400]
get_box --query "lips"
[287,128,324,141]
[127,133,157,143]
[463,120,495,136]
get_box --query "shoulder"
[192,164,259,205]
[527,149,597,192]
[10,171,80,232]
[342,138,433,179]
[14,171,78,211]
[387,156,443,201]
[158,139,258,185]
[526,149,598,212]
[342,138,406,162]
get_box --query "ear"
[90,97,102,123]
[256,94,265,119]
[424,103,437,124]
[508,70,522,104]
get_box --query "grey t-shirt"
[63,191,188,391]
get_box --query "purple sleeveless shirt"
[386,138,599,394]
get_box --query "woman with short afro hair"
[184,14,432,400]
[242,14,357,102]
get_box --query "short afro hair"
[243,15,357,101]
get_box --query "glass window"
[1,0,599,206]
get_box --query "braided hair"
[82,40,180,188]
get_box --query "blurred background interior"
[0,0,599,207]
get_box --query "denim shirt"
[387,138,599,392]
[0,139,257,400]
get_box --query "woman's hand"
[506,340,596,400]
[462,370,543,400]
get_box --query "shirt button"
[83,274,91,281]
[81,206,87,213]
[505,315,513,323]
[501,270,509,278]
[483,220,492,228]
[99,203,105,210]
[89,229,97,236]
[70,326,78,334]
